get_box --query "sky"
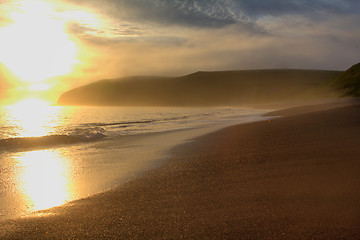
[0,0,360,104]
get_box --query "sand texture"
[1,104,360,239]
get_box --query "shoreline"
[0,109,269,221]
[1,101,360,238]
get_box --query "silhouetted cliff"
[57,69,342,106]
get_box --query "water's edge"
[1,111,271,220]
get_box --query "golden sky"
[0,0,359,105]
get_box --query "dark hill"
[57,69,342,106]
[334,63,360,97]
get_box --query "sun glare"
[28,82,52,91]
[0,0,77,83]
[14,150,73,211]
[6,98,56,138]
[10,98,50,108]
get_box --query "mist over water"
[0,106,269,220]
[0,106,265,150]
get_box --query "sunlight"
[6,98,60,138]
[14,150,74,211]
[10,98,51,108]
[28,83,52,91]
[0,0,77,83]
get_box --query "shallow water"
[0,106,269,219]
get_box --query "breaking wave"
[0,106,265,152]
[0,132,106,152]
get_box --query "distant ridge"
[334,63,360,97]
[57,69,342,106]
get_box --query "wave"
[80,113,218,129]
[0,132,106,152]
[0,116,194,152]
[86,116,192,128]
[89,120,156,127]
[0,108,248,152]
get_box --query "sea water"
[0,105,269,219]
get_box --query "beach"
[1,102,360,239]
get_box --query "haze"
[0,0,359,104]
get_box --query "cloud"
[234,0,355,17]
[60,0,360,46]
[0,0,358,105]
[2,0,358,89]
[64,0,360,28]
[0,2,16,27]
[64,0,243,28]
[76,5,360,79]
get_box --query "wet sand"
[1,103,360,239]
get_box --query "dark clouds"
[66,0,241,28]
[234,0,360,17]
[65,0,360,29]
[63,0,360,48]
[118,0,242,28]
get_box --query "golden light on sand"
[0,0,77,83]
[14,150,73,211]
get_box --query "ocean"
[0,105,269,219]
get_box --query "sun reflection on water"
[14,149,74,212]
[4,98,66,138]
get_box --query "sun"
[0,0,78,83]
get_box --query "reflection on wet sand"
[14,149,74,212]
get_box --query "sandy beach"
[1,103,360,239]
